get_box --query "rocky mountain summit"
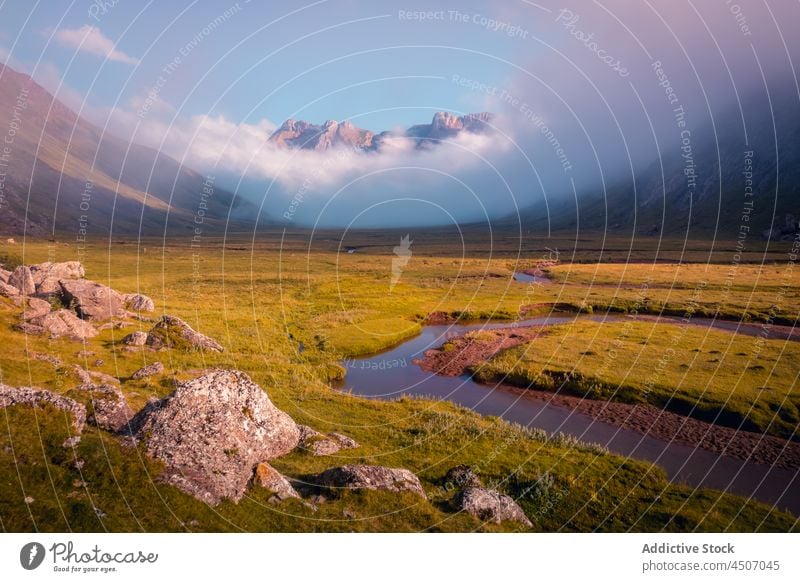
[268,111,493,152]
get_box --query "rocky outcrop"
[131,361,164,379]
[22,297,51,320]
[253,462,300,501]
[0,384,86,434]
[0,281,19,297]
[59,279,124,320]
[124,293,155,312]
[129,369,300,504]
[8,266,34,295]
[444,465,482,489]
[20,309,98,340]
[70,383,133,432]
[29,261,84,295]
[297,425,359,456]
[313,465,426,498]
[454,487,532,526]
[145,315,223,352]
[269,111,493,152]
[121,331,148,346]
[73,365,119,386]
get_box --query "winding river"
[338,314,800,515]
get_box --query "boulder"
[454,487,532,526]
[145,315,223,352]
[70,383,133,432]
[313,464,427,498]
[297,425,359,456]
[8,266,34,295]
[254,462,300,501]
[0,384,86,434]
[22,309,98,340]
[22,297,52,321]
[0,281,19,297]
[444,465,482,489]
[121,331,148,346]
[29,261,84,295]
[129,369,300,504]
[73,365,119,386]
[131,361,164,379]
[0,267,10,283]
[124,293,155,312]
[59,279,124,320]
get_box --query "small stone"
[24,496,34,504]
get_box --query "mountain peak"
[268,111,493,152]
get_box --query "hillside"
[0,64,253,237]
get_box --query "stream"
[337,313,800,515]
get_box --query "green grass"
[0,236,797,532]
[472,321,800,440]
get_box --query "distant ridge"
[268,111,493,152]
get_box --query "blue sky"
[0,0,543,130]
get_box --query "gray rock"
[145,315,223,352]
[22,297,52,320]
[454,487,532,526]
[253,462,300,501]
[70,383,133,433]
[129,369,300,504]
[72,365,119,386]
[8,266,34,295]
[444,465,482,489]
[59,279,124,320]
[124,293,155,312]
[29,261,84,295]
[297,425,359,456]
[0,384,86,434]
[131,361,164,379]
[0,281,19,297]
[21,309,98,340]
[329,433,359,450]
[313,464,427,498]
[121,331,148,346]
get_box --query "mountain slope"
[515,89,800,242]
[0,64,252,237]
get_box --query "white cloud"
[53,25,139,65]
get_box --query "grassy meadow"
[0,232,797,532]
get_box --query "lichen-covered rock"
[121,331,148,346]
[29,261,84,295]
[0,267,10,284]
[131,361,164,379]
[254,463,300,501]
[0,281,19,297]
[8,266,34,295]
[59,279,124,320]
[0,384,86,434]
[297,425,360,456]
[70,383,133,433]
[124,293,155,312]
[145,315,223,352]
[22,297,52,320]
[129,369,300,504]
[454,487,532,526]
[72,365,119,386]
[313,464,426,498]
[444,465,482,489]
[21,309,98,340]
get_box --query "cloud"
[53,25,139,65]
